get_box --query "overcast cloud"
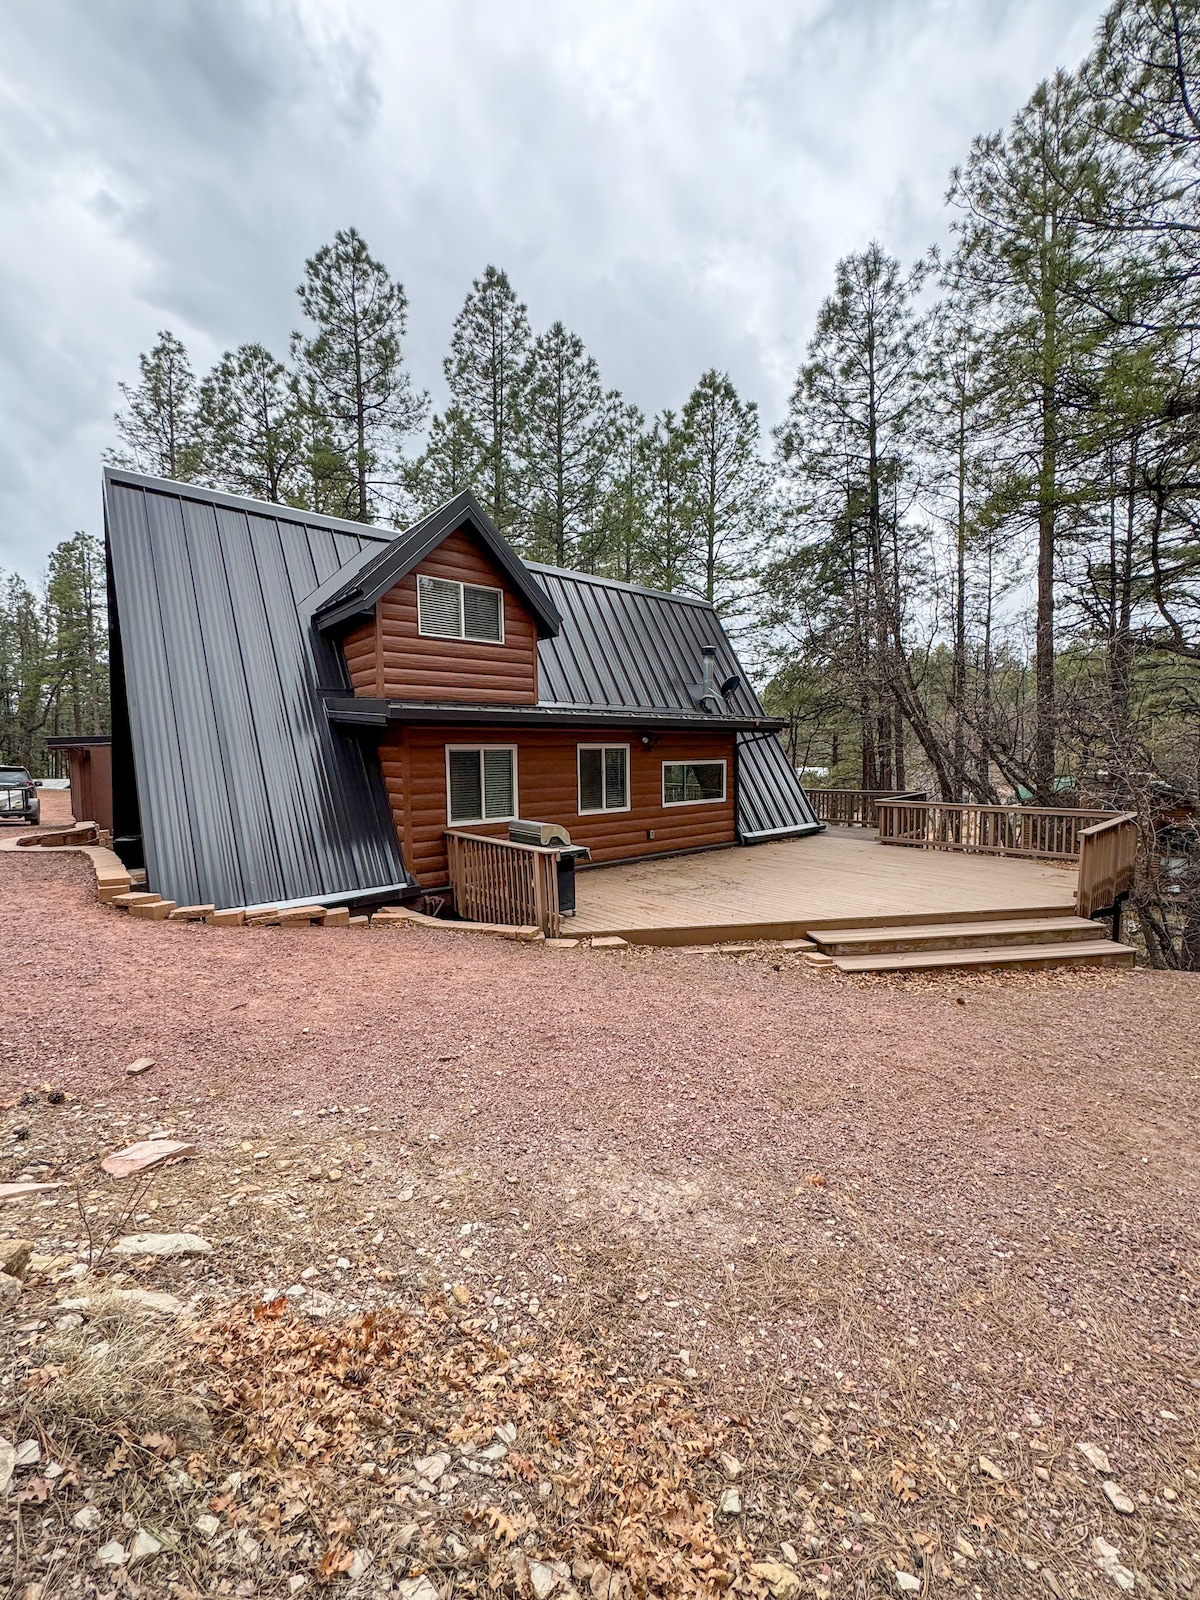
[0,0,1106,576]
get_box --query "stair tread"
[811,916,1099,949]
[832,940,1133,973]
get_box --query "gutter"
[322,695,785,736]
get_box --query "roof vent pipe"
[700,646,718,712]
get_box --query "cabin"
[101,471,817,918]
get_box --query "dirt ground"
[0,849,1197,1600]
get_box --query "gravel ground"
[1,849,1198,1597]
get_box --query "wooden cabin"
[102,474,817,915]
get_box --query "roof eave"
[322,695,784,735]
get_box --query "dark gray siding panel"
[736,733,820,840]
[105,476,411,910]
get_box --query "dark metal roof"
[105,473,818,905]
[736,732,821,840]
[313,491,563,639]
[527,565,819,839]
[103,469,414,910]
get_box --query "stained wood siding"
[379,726,737,886]
[342,528,539,703]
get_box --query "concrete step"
[830,939,1134,974]
[810,916,1104,956]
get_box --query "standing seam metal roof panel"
[105,474,411,910]
[527,564,818,839]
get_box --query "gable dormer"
[312,492,561,707]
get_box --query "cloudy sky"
[1,0,1107,577]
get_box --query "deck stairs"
[806,913,1133,974]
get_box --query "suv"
[0,766,40,825]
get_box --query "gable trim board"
[104,472,819,913]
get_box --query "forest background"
[2,0,1197,964]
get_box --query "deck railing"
[875,799,1115,860]
[806,788,928,827]
[1076,812,1138,918]
[445,830,562,937]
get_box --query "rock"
[1103,1481,1136,1514]
[111,1232,212,1258]
[101,1139,195,1179]
[125,1058,155,1076]
[0,1438,15,1495]
[590,936,628,949]
[396,1578,440,1600]
[530,1561,562,1599]
[346,1549,371,1581]
[1092,1537,1135,1592]
[116,1288,188,1316]
[195,1513,220,1540]
[0,1241,33,1279]
[1162,1486,1178,1502]
[451,1283,470,1306]
[72,1505,103,1531]
[717,1487,741,1514]
[13,1441,39,1468]
[413,1450,450,1482]
[1078,1441,1113,1474]
[479,1442,507,1461]
[719,1452,741,1478]
[496,1422,517,1445]
[54,1313,84,1331]
[97,1540,127,1567]
[289,1579,308,1595]
[128,1530,162,1564]
[0,1273,21,1310]
[750,1561,801,1600]
[0,1182,64,1203]
[895,1575,921,1594]
[978,1455,1006,1481]
[954,1535,976,1559]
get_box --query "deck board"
[569,829,1079,943]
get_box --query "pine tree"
[292,228,428,523]
[107,330,200,480]
[514,322,617,567]
[404,406,484,515]
[778,244,940,792]
[640,410,696,593]
[948,72,1108,800]
[598,403,651,584]
[681,370,767,614]
[197,344,304,504]
[444,266,530,533]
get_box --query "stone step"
[810,916,1104,956]
[830,939,1134,974]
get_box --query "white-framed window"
[446,745,518,825]
[578,744,630,814]
[417,575,504,643]
[662,759,727,806]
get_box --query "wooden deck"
[569,829,1079,944]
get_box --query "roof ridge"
[102,467,396,542]
[526,562,716,608]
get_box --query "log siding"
[341,527,539,703]
[379,726,737,886]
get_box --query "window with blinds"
[662,760,726,805]
[577,744,630,813]
[417,575,504,642]
[446,747,517,824]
